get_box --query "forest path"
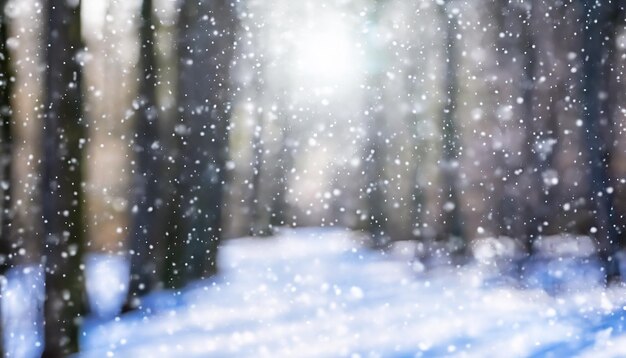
[79,228,626,357]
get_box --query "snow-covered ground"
[76,228,626,357]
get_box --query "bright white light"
[293,18,361,84]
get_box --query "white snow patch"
[77,228,626,357]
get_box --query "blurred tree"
[525,1,570,256]
[437,1,464,255]
[126,0,164,309]
[172,0,237,283]
[246,35,284,237]
[42,0,86,355]
[580,0,623,277]
[363,75,388,247]
[0,0,11,354]
[362,0,389,248]
[491,0,528,244]
[490,1,542,258]
[268,95,292,231]
[247,18,295,236]
[519,1,542,255]
[0,0,11,265]
[248,56,266,236]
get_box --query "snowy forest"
[1,0,626,356]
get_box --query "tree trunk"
[248,107,265,236]
[42,0,86,355]
[491,1,531,247]
[520,1,543,255]
[126,0,164,309]
[580,0,621,276]
[362,3,388,248]
[438,2,464,252]
[174,0,236,283]
[363,71,388,247]
[248,40,268,236]
[0,0,12,354]
[269,96,292,232]
[0,0,11,267]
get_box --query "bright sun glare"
[293,18,361,84]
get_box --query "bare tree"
[248,70,266,236]
[247,27,294,236]
[42,0,86,355]
[437,1,464,255]
[361,1,389,248]
[172,0,237,283]
[0,0,11,354]
[580,0,622,277]
[126,0,164,309]
[490,1,531,247]
[0,0,11,265]
[246,30,273,237]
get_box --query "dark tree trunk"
[126,0,164,309]
[520,2,543,255]
[492,1,531,247]
[248,109,264,236]
[580,0,621,276]
[0,0,12,354]
[438,3,463,252]
[363,72,388,247]
[42,0,86,355]
[0,0,11,267]
[524,1,574,257]
[269,98,292,232]
[248,48,267,236]
[494,1,547,257]
[174,0,237,283]
[362,3,388,248]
